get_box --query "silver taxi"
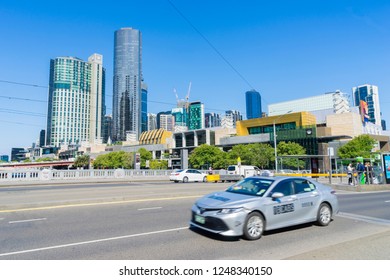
[190,176,339,240]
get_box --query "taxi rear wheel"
[243,212,264,240]
[317,203,332,226]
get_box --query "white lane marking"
[385,200,390,203]
[0,195,201,213]
[337,212,390,226]
[0,218,4,221]
[0,226,188,257]
[8,218,47,224]
[137,207,162,211]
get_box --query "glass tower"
[245,90,262,119]
[352,84,381,125]
[113,27,143,141]
[188,102,205,130]
[46,55,105,147]
[141,82,148,133]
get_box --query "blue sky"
[1,0,390,157]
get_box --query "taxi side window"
[271,180,293,196]
[293,179,316,194]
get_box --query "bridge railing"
[0,169,172,184]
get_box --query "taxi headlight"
[218,207,244,214]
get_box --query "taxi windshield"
[226,178,274,197]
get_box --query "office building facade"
[352,84,381,125]
[159,114,175,132]
[113,27,144,142]
[188,102,205,130]
[205,112,221,128]
[147,113,157,131]
[268,90,350,116]
[46,54,105,147]
[102,115,113,143]
[223,110,242,128]
[245,90,262,119]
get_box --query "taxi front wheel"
[317,203,332,226]
[243,212,264,240]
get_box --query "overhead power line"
[0,119,44,127]
[166,0,257,91]
[0,95,47,103]
[0,79,48,88]
[0,107,46,117]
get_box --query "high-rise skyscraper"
[225,110,242,128]
[141,82,148,134]
[205,112,221,128]
[352,84,381,125]
[102,115,113,143]
[188,102,205,130]
[113,27,144,141]
[245,90,262,119]
[46,54,105,147]
[147,113,157,131]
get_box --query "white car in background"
[259,170,274,177]
[169,169,207,183]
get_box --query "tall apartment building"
[245,90,262,119]
[112,27,144,141]
[141,82,148,133]
[159,114,175,132]
[188,102,205,130]
[205,112,221,128]
[102,115,113,143]
[39,129,46,147]
[352,84,381,125]
[46,54,105,147]
[147,113,157,131]
[223,110,242,128]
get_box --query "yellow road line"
[0,195,201,213]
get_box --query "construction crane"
[185,81,192,103]
[173,82,192,108]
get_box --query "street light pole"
[273,120,278,173]
[273,110,292,174]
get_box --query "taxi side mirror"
[271,192,284,200]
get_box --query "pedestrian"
[356,161,365,184]
[208,166,213,175]
[347,163,353,185]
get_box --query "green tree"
[73,154,90,169]
[36,157,54,162]
[246,143,274,168]
[137,148,152,168]
[226,144,252,166]
[149,159,168,169]
[188,144,226,169]
[337,134,376,159]
[92,151,133,169]
[277,141,306,169]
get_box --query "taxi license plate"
[195,214,205,224]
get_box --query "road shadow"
[189,222,318,242]
[188,225,240,242]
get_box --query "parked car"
[278,169,295,174]
[227,165,260,177]
[259,170,274,177]
[190,176,339,240]
[169,169,207,183]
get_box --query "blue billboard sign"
[383,154,390,184]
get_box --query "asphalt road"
[0,182,389,260]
